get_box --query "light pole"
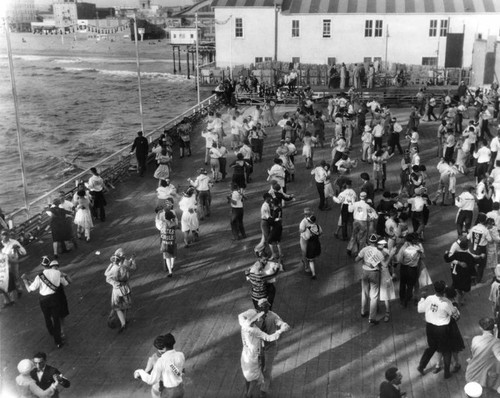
[195,12,200,104]
[3,17,30,216]
[133,14,145,133]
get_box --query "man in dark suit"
[379,367,405,398]
[130,131,150,177]
[30,352,70,397]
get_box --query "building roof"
[211,0,500,13]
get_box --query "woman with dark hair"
[268,198,283,262]
[304,215,322,280]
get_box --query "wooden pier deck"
[0,104,497,398]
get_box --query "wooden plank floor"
[1,104,499,397]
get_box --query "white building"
[5,0,37,32]
[212,0,500,68]
[52,0,78,31]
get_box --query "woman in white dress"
[302,132,317,169]
[73,190,93,242]
[15,359,59,398]
[377,240,397,322]
[238,309,288,398]
[178,187,199,247]
[153,147,171,186]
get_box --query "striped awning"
[211,0,281,7]
[211,0,500,13]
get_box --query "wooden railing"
[5,95,223,245]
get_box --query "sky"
[34,0,191,10]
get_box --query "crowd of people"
[3,78,500,397]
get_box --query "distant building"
[212,0,500,69]
[472,36,500,86]
[5,0,37,32]
[52,0,78,31]
[76,2,96,19]
[170,28,197,45]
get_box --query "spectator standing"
[130,131,149,177]
[87,167,106,222]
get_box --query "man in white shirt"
[372,121,384,152]
[22,258,68,348]
[332,179,357,240]
[489,132,500,172]
[135,333,185,398]
[311,160,330,211]
[188,168,212,220]
[347,191,371,256]
[201,129,219,165]
[473,140,491,183]
[455,186,476,236]
[432,158,457,206]
[355,234,384,325]
[467,212,492,283]
[255,193,273,256]
[417,280,459,379]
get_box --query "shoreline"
[0,32,176,61]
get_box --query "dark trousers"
[40,294,62,344]
[399,264,418,305]
[136,155,147,176]
[230,207,246,239]
[316,182,325,210]
[456,210,472,236]
[219,158,227,179]
[266,283,276,309]
[341,205,353,240]
[374,136,383,152]
[388,134,403,155]
[471,245,487,283]
[90,191,106,221]
[427,106,438,121]
[419,323,452,375]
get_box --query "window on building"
[235,17,243,38]
[374,20,383,37]
[264,57,273,62]
[440,19,448,37]
[374,57,382,63]
[292,57,300,64]
[255,57,263,63]
[364,20,373,37]
[364,57,372,63]
[327,57,336,65]
[292,20,300,37]
[429,19,437,36]
[323,19,331,38]
[422,57,437,66]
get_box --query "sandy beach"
[0,31,175,60]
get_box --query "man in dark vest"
[30,352,70,397]
[130,131,149,177]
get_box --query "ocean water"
[0,51,201,215]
